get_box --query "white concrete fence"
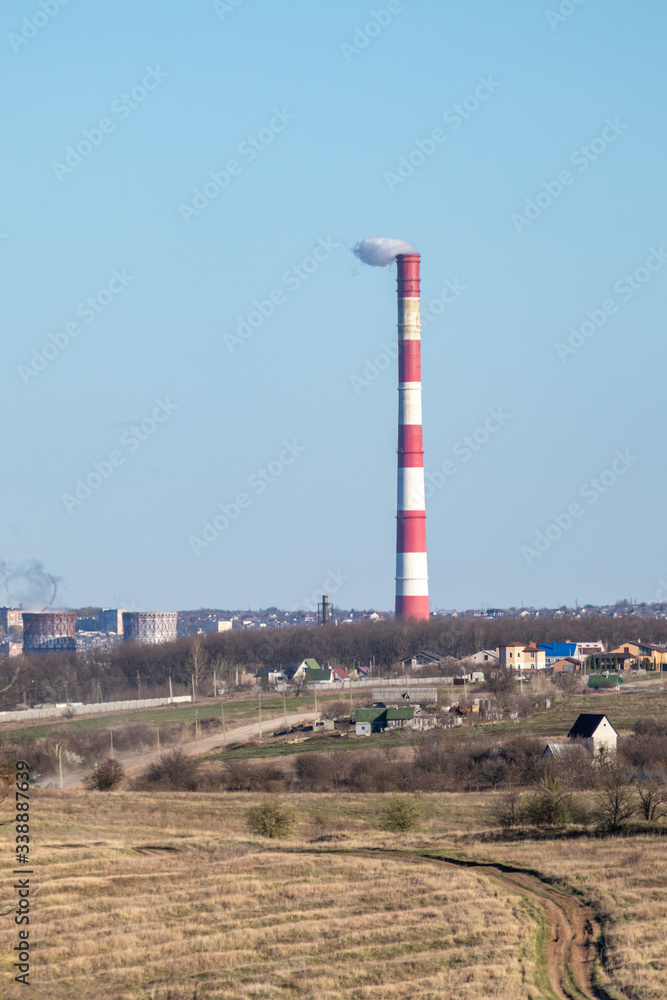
[305,675,452,691]
[0,695,192,724]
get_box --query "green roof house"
[354,706,415,732]
[304,664,333,683]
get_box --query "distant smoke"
[353,236,418,267]
[0,560,59,611]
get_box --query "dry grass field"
[463,833,667,1000]
[1,789,664,999]
[2,792,539,1000]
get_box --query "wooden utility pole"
[110,730,114,759]
[283,688,288,727]
[258,688,262,742]
[156,725,160,753]
[58,746,63,791]
[195,709,199,742]
[221,699,226,743]
[136,671,141,700]
[169,676,173,702]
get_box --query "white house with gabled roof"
[567,713,618,755]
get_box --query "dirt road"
[301,848,613,1000]
[47,711,318,789]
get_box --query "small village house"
[466,649,499,666]
[354,706,415,733]
[567,713,618,755]
[399,650,445,670]
[551,657,582,673]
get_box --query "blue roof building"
[540,642,577,666]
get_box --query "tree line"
[1,614,666,710]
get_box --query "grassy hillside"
[206,688,667,762]
[0,690,346,742]
[2,789,664,999]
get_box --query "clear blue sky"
[2,0,666,612]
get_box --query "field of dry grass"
[1,789,664,999]
[463,832,667,1000]
[1,791,540,1000]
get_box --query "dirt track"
[47,710,318,789]
[306,848,614,1000]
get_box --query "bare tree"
[635,774,667,822]
[551,671,584,696]
[187,638,209,700]
[84,758,124,791]
[0,657,29,697]
[595,763,635,831]
[484,668,518,709]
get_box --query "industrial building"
[99,608,126,633]
[22,612,76,653]
[122,611,178,645]
[0,607,24,633]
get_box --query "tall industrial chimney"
[395,253,429,620]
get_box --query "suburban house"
[540,641,605,667]
[572,640,605,660]
[400,650,444,670]
[551,657,582,673]
[567,713,618,755]
[256,657,324,686]
[587,650,635,671]
[304,663,333,684]
[354,706,415,733]
[254,666,289,687]
[331,666,349,682]
[540,642,577,667]
[498,642,546,670]
[278,658,323,682]
[467,649,499,666]
[604,642,667,671]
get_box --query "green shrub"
[246,796,297,839]
[379,794,423,833]
[524,777,572,826]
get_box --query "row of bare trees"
[2,612,666,710]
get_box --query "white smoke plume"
[0,559,59,611]
[353,236,418,267]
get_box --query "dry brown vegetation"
[1,789,665,998]
[1,791,538,1000]
[4,611,667,710]
[463,833,667,1000]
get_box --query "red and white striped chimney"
[395,253,429,620]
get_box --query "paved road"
[45,710,319,790]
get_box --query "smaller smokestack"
[319,595,329,625]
